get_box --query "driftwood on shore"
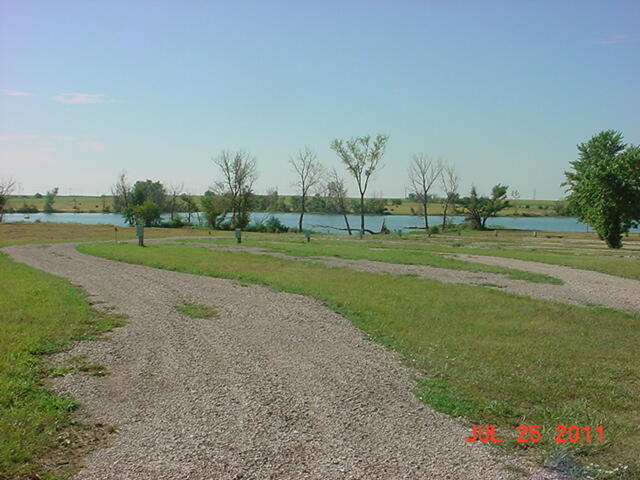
[311,223,389,235]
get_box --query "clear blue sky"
[1,0,638,199]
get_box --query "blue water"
[5,211,638,234]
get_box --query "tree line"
[1,130,637,247]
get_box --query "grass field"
[0,252,124,479]
[79,241,640,476]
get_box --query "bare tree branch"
[408,154,443,229]
[290,146,324,231]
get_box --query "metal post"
[235,228,242,244]
[114,226,118,244]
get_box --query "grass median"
[0,252,124,479]
[79,242,639,474]
[179,237,562,285]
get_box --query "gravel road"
[3,243,561,480]
[165,241,640,314]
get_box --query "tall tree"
[330,134,389,234]
[459,184,509,229]
[0,177,17,222]
[111,172,134,224]
[564,130,640,248]
[290,146,324,231]
[43,187,59,213]
[214,150,257,229]
[167,183,184,220]
[325,169,352,235]
[408,154,443,230]
[441,164,459,228]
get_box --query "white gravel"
[1,243,569,480]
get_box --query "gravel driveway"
[3,243,562,480]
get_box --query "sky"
[1,0,638,200]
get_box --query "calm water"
[5,211,639,233]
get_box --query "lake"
[4,211,639,234]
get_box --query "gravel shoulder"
[2,243,556,480]
[165,241,640,314]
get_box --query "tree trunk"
[442,201,449,228]
[423,200,429,229]
[360,195,365,235]
[298,197,305,231]
[343,213,352,235]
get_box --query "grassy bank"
[79,242,640,475]
[0,252,124,479]
[0,222,222,247]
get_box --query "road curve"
[3,243,560,480]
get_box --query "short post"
[136,223,144,247]
[533,231,537,238]
[235,228,242,244]
[494,230,498,237]
[304,230,311,243]
[114,226,118,244]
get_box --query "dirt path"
[3,243,558,480]
[165,241,640,314]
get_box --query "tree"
[511,190,520,214]
[325,169,352,235]
[0,178,17,222]
[441,164,459,228]
[111,172,134,224]
[408,154,443,230]
[290,146,324,231]
[43,187,59,213]
[200,193,225,229]
[167,183,184,220]
[133,200,162,227]
[564,130,640,248]
[213,150,257,229]
[180,193,200,224]
[330,134,389,234]
[459,184,509,229]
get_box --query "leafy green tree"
[564,130,640,248]
[43,187,59,213]
[131,180,167,210]
[200,193,225,229]
[331,134,389,234]
[213,150,257,229]
[133,200,162,227]
[459,184,509,229]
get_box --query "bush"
[246,216,289,233]
[428,225,440,235]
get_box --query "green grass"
[78,242,640,473]
[340,240,640,281]
[202,233,640,281]
[0,252,124,479]
[181,237,563,285]
[174,303,218,319]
